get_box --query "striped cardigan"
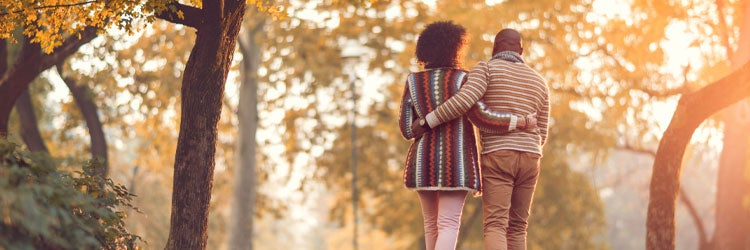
[398,68,525,191]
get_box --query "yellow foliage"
[0,0,170,53]
[248,0,288,19]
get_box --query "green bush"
[0,140,141,249]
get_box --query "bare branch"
[156,1,203,29]
[0,0,98,16]
[679,187,711,250]
[553,86,588,98]
[639,86,689,98]
[619,142,656,157]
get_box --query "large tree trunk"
[164,1,246,249]
[646,61,750,250]
[713,1,750,249]
[58,66,109,177]
[0,28,97,136]
[14,89,49,153]
[227,21,263,250]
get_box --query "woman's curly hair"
[416,21,468,69]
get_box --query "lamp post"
[341,42,362,250]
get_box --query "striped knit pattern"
[398,68,480,192]
[426,59,550,156]
[466,100,524,134]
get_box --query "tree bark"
[14,89,49,153]
[0,27,97,136]
[646,61,750,250]
[58,66,109,177]
[163,1,246,249]
[227,21,263,250]
[0,40,7,76]
[713,1,750,249]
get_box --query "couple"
[398,21,549,250]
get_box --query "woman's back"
[398,68,480,191]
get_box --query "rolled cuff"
[425,112,440,128]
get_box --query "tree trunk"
[164,1,246,249]
[227,21,263,250]
[713,1,750,249]
[0,28,97,136]
[646,61,750,250]
[0,42,45,136]
[14,89,49,153]
[59,67,109,177]
[0,40,6,80]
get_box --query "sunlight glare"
[485,0,506,6]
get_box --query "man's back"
[479,59,549,155]
[426,58,549,155]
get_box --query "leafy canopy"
[0,0,284,53]
[0,0,153,53]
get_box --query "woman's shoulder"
[412,68,468,79]
[414,67,468,73]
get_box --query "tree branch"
[639,86,690,98]
[0,0,98,16]
[553,86,588,98]
[41,26,98,71]
[619,142,656,157]
[14,89,49,153]
[0,26,98,135]
[57,64,109,177]
[679,187,711,250]
[155,1,203,29]
[646,60,750,250]
[618,143,710,249]
[640,64,692,98]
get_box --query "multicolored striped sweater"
[398,68,527,191]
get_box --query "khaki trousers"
[481,150,541,250]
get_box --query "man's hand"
[522,113,537,130]
[411,118,428,139]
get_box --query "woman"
[398,21,532,250]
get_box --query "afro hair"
[415,21,468,69]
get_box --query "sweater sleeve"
[538,89,550,145]
[425,61,490,128]
[466,99,528,133]
[425,61,528,132]
[398,79,417,139]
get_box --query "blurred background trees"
[1,0,749,249]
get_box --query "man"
[412,28,549,250]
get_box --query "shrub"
[0,140,141,249]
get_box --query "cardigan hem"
[407,186,478,192]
